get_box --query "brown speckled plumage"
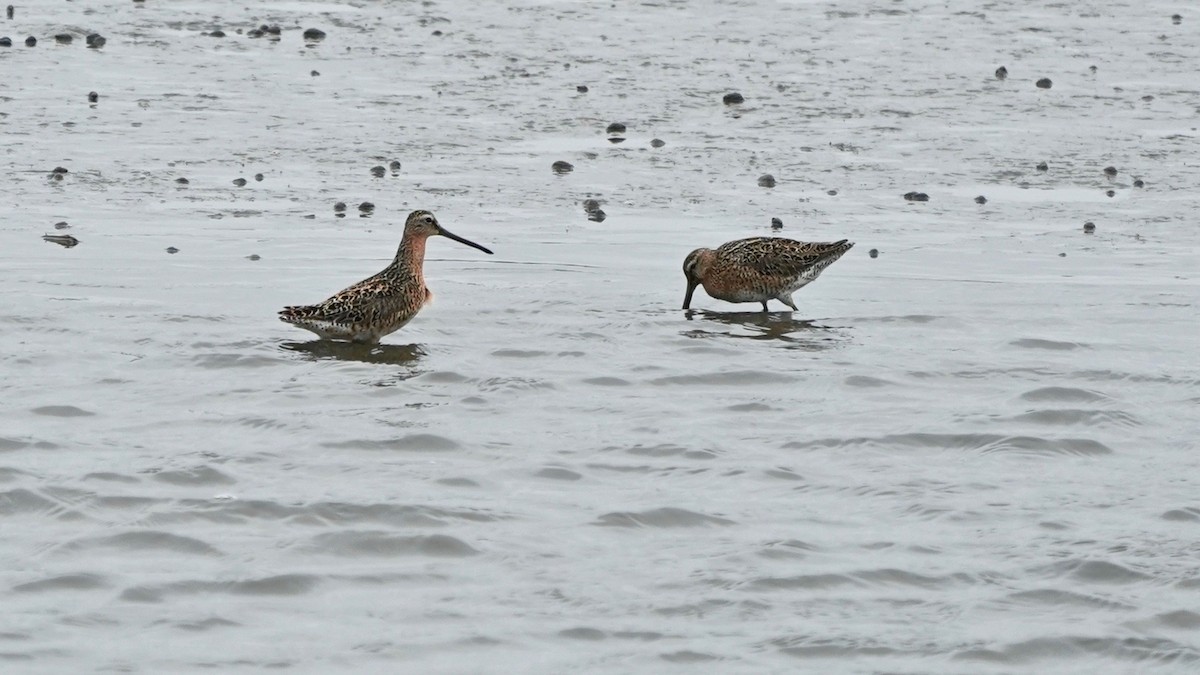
[682,236,854,311]
[279,210,492,343]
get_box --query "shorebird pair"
[279,210,853,344]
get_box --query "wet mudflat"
[2,0,1199,672]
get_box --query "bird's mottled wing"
[280,272,417,327]
[718,237,853,276]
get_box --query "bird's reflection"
[681,309,845,349]
[280,340,426,365]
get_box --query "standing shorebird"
[279,210,493,344]
[682,236,854,311]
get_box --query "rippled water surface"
[3,0,1200,672]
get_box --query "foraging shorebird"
[682,236,853,311]
[279,210,493,343]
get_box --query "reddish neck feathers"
[395,232,430,272]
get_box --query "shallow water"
[2,0,1199,672]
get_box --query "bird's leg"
[761,301,769,312]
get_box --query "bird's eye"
[424,216,434,225]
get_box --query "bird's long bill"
[682,280,698,310]
[438,226,494,255]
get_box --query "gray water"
[3,0,1200,672]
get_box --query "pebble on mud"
[606,122,626,135]
[582,199,601,214]
[650,138,665,148]
[370,165,386,177]
[358,201,374,212]
[389,160,401,173]
[303,28,326,41]
[233,178,248,187]
[52,166,69,174]
[1172,14,1182,24]
[903,191,929,202]
[1103,166,1118,177]
[576,85,588,93]
[975,195,988,204]
[0,38,10,48]
[995,66,1008,80]
[254,173,264,182]
[1133,178,1145,188]
[1036,161,1048,171]
[1105,190,1115,197]
[1083,221,1096,233]
[311,70,320,77]
[757,174,776,188]
[208,30,226,38]
[25,36,35,47]
[247,254,261,261]
[166,246,179,254]
[552,160,574,174]
[334,202,347,212]
[88,91,98,103]
[607,137,625,144]
[587,209,606,222]
[55,34,73,44]
[54,221,70,230]
[5,5,11,20]
[869,248,879,258]
[1035,78,1053,89]
[771,217,783,230]
[827,189,838,196]
[722,92,745,105]
[175,177,189,185]
[86,34,105,48]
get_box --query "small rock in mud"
[0,38,11,48]
[254,173,263,182]
[757,174,776,188]
[88,91,99,103]
[975,195,987,204]
[54,221,70,230]
[311,70,320,76]
[370,166,386,178]
[1105,190,1115,197]
[86,34,105,48]
[389,160,401,173]
[166,246,179,254]
[247,254,261,261]
[587,208,606,222]
[1083,221,1096,233]
[771,218,783,230]
[1035,78,1052,89]
[303,28,326,41]
[552,160,574,174]
[582,199,602,214]
[827,189,838,196]
[25,36,36,47]
[606,122,626,135]
[995,66,1008,80]
[650,138,665,148]
[175,177,189,185]
[1036,162,1048,172]
[869,248,879,258]
[5,5,11,20]
[607,137,625,144]
[358,201,374,212]
[1103,166,1117,177]
[1133,178,1145,188]
[1172,14,1182,25]
[208,30,226,38]
[722,92,744,105]
[903,191,929,202]
[232,178,247,187]
[334,202,347,212]
[52,167,69,174]
[576,85,588,93]
[55,34,73,44]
